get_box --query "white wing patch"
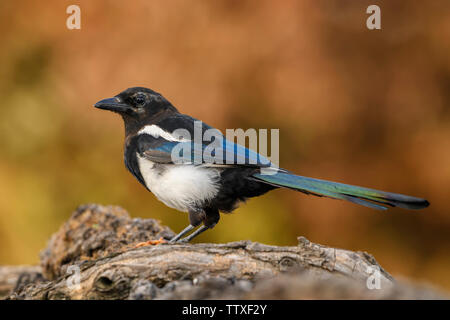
[138,124,188,142]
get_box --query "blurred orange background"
[1,0,449,290]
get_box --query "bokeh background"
[1,0,449,290]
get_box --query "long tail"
[252,171,429,210]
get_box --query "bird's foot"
[175,225,209,243]
[168,224,195,243]
[134,237,167,248]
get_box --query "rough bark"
[2,204,448,299]
[0,265,42,299]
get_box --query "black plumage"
[95,87,429,243]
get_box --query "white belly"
[136,154,221,212]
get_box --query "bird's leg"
[169,209,205,243]
[177,208,220,243]
[178,225,208,242]
[168,224,195,243]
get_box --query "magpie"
[94,87,429,243]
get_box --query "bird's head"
[94,87,178,131]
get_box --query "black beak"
[94,97,130,113]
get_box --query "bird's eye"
[134,94,146,106]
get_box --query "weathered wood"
[3,204,448,299]
[0,265,42,299]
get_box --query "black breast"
[124,135,147,189]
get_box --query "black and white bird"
[94,87,429,243]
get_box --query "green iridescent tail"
[252,172,429,210]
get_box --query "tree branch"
[3,204,447,299]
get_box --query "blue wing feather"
[152,138,272,167]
